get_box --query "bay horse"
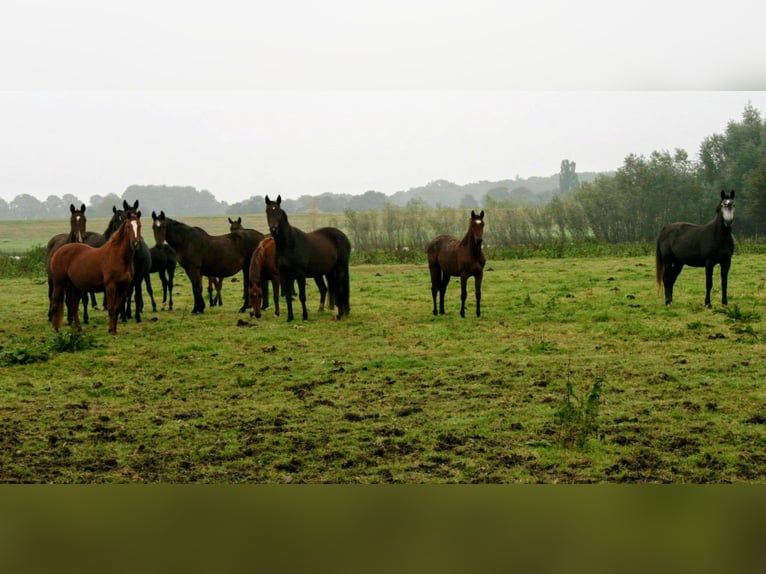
[655,190,736,307]
[151,211,264,314]
[49,212,142,335]
[427,210,486,318]
[264,195,350,321]
[45,204,88,322]
[105,200,152,323]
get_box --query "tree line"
[2,104,763,249]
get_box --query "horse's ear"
[159,210,166,220]
[70,204,75,213]
[471,210,476,218]
[237,217,242,224]
[80,204,86,213]
[479,210,484,219]
[136,210,142,219]
[721,189,726,199]
[152,211,157,219]
[132,200,139,210]
[265,195,270,204]
[113,206,118,214]
[123,200,130,210]
[276,195,282,205]
[228,217,234,224]
[730,189,735,199]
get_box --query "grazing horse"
[105,200,152,323]
[151,211,264,314]
[49,212,142,335]
[264,195,351,322]
[427,210,486,318]
[249,236,281,318]
[46,204,88,322]
[656,190,736,307]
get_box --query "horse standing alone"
[655,189,736,307]
[427,210,486,318]
[49,212,142,335]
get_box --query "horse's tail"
[655,239,664,296]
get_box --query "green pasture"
[1,254,765,483]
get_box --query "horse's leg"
[67,287,83,332]
[50,282,66,331]
[216,278,223,307]
[189,269,205,314]
[720,258,731,306]
[297,276,308,320]
[106,284,123,335]
[272,277,280,317]
[133,277,144,323]
[439,274,450,315]
[314,276,327,312]
[81,291,90,324]
[704,261,715,308]
[261,276,269,312]
[167,267,175,311]
[90,291,98,310]
[459,273,468,318]
[474,272,483,318]
[662,262,683,306]
[207,277,214,307]
[282,275,295,322]
[145,275,157,312]
[239,266,250,313]
[429,264,441,316]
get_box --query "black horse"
[655,190,736,307]
[105,200,152,323]
[152,211,264,314]
[264,195,351,322]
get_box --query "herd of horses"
[45,190,737,335]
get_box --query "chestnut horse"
[49,212,142,335]
[427,210,486,318]
[151,211,264,314]
[656,190,736,307]
[265,195,350,321]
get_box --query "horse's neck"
[167,219,192,246]
[713,213,732,237]
[460,229,481,253]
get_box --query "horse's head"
[151,210,167,247]
[229,216,243,232]
[718,189,736,227]
[265,195,284,237]
[470,210,485,247]
[125,212,142,250]
[69,203,87,243]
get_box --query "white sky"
[1,1,765,205]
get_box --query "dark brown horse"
[45,204,88,322]
[151,211,264,314]
[265,195,350,321]
[249,236,331,319]
[656,190,736,307]
[427,210,486,318]
[49,212,142,335]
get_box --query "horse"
[249,236,281,318]
[427,210,486,318]
[49,212,142,335]
[151,211,264,314]
[45,204,88,323]
[145,243,177,311]
[248,236,332,319]
[264,195,351,322]
[105,200,152,323]
[655,189,736,308]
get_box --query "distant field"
[0,212,344,254]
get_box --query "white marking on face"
[131,220,139,237]
[154,220,161,228]
[475,220,482,225]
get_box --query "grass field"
[1,253,765,483]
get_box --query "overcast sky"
[1,1,765,205]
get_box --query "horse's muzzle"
[270,227,279,236]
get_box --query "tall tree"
[559,159,580,195]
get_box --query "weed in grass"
[48,331,100,353]
[554,378,602,449]
[0,343,49,366]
